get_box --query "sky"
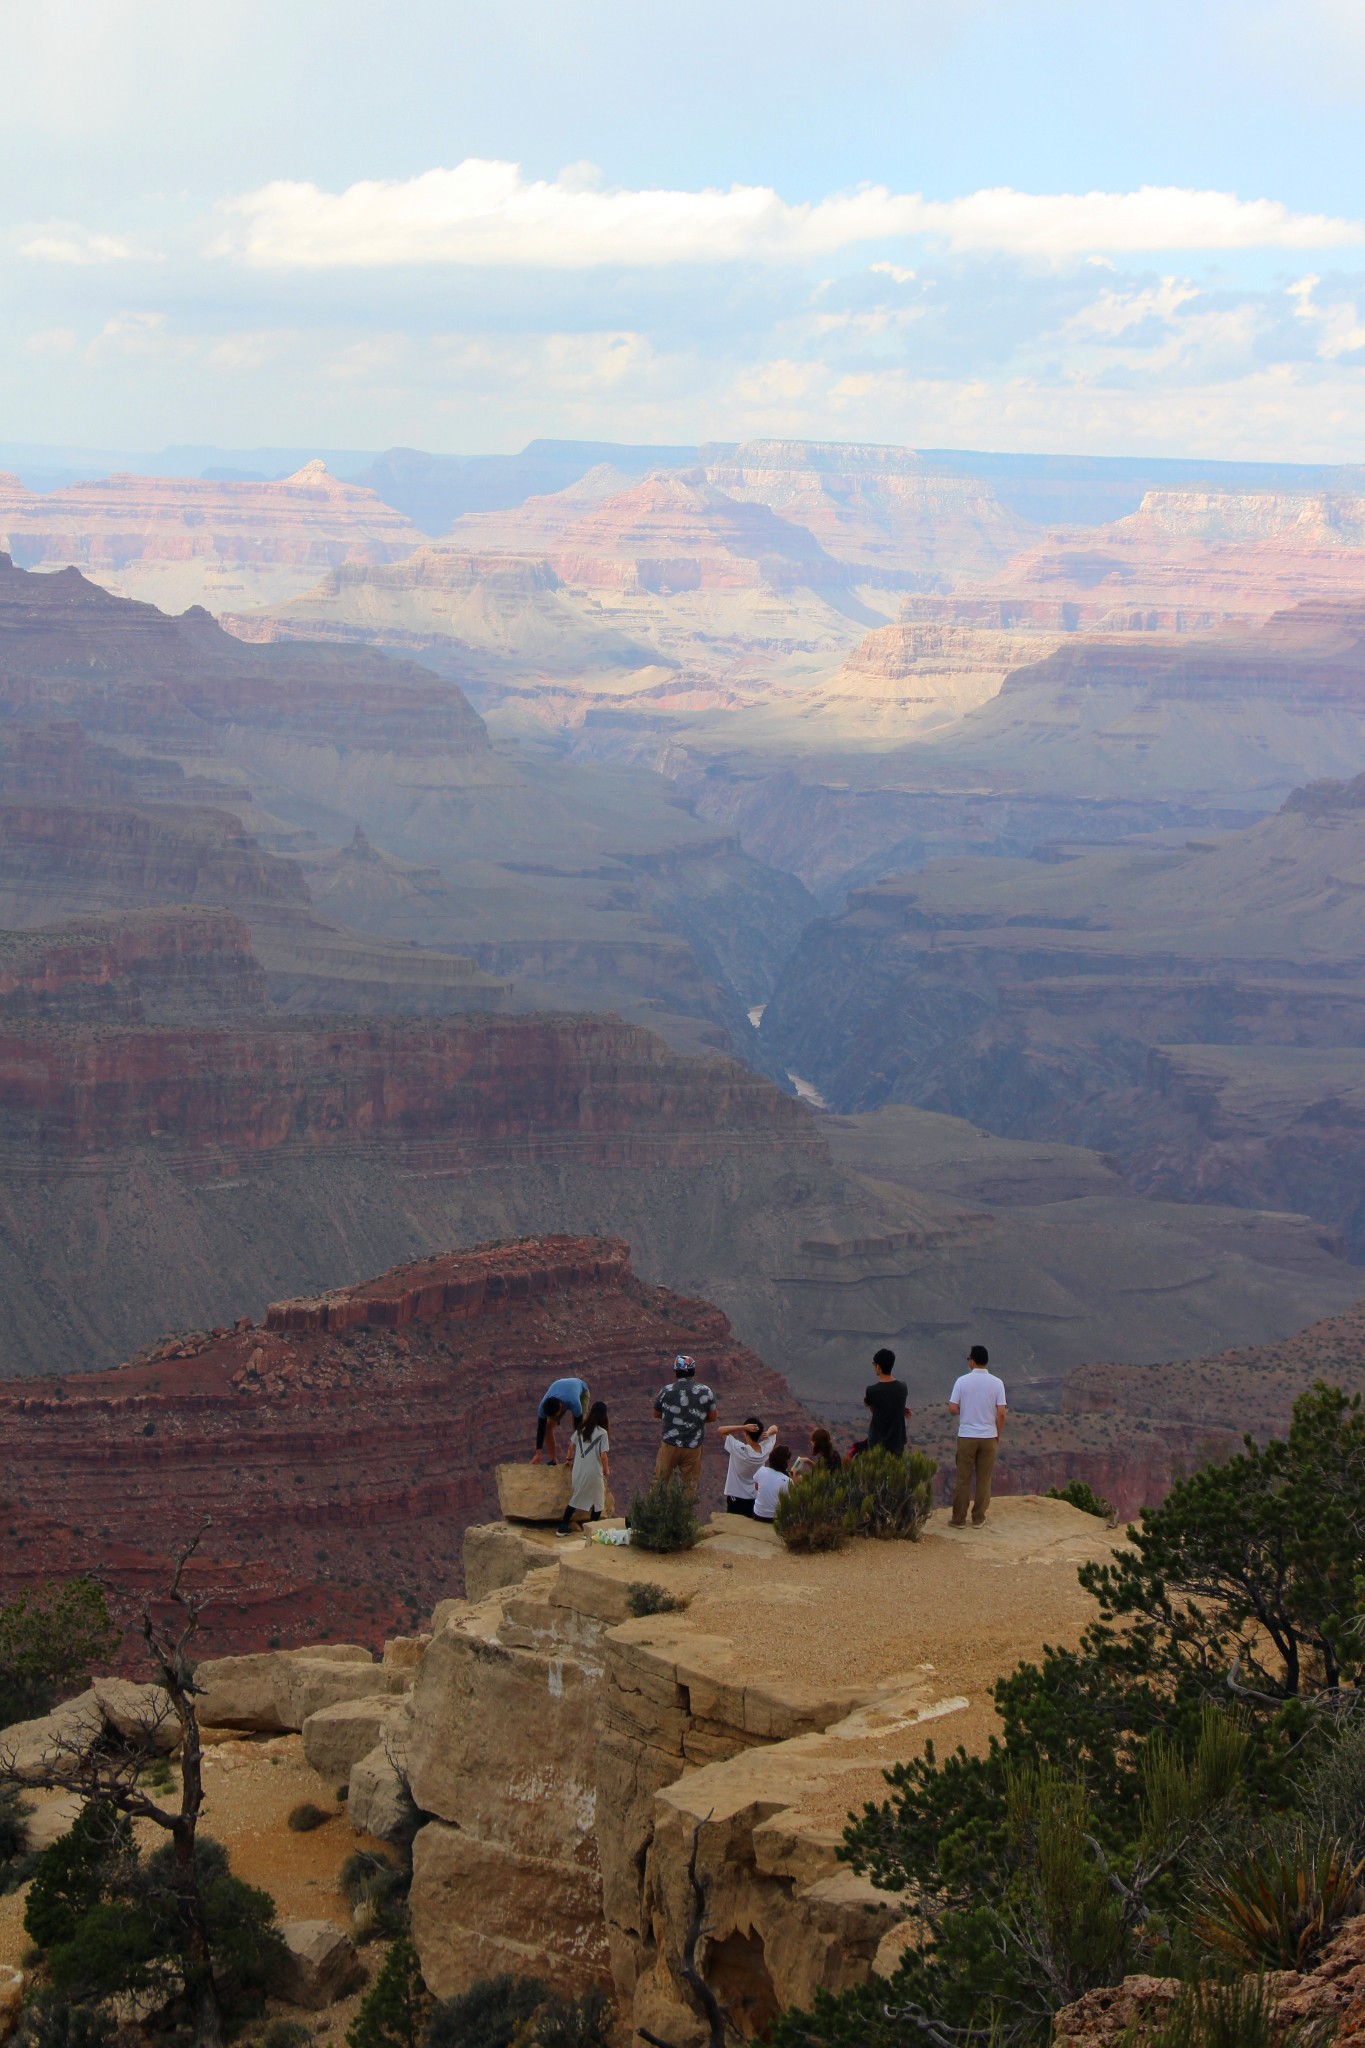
[4,0,1365,461]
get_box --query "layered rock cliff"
[0,1237,812,1645]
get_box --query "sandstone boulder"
[496,1462,572,1524]
[195,1647,394,1733]
[382,1636,430,1673]
[430,1597,470,1633]
[303,1697,404,1783]
[193,1653,287,1731]
[273,1922,366,2008]
[0,1691,103,1781]
[0,1967,22,2045]
[349,1741,416,1842]
[463,1521,560,1601]
[277,1660,409,1730]
[93,1677,180,1752]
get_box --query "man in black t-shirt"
[863,1347,909,1454]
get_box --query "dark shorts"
[725,1496,756,1517]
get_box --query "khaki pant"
[653,1442,703,1498]
[952,1438,998,1526]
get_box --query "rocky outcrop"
[403,1496,1118,2031]
[0,1237,812,1650]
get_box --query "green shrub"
[1047,1480,1116,1520]
[626,1475,700,1554]
[24,1804,133,1953]
[774,1466,853,1552]
[28,1823,284,2021]
[347,1937,431,2048]
[424,1973,550,2048]
[624,1582,683,1617]
[0,1579,118,1726]
[287,1802,332,1833]
[258,2024,314,2048]
[845,1447,936,1540]
[1195,1829,1364,1971]
[13,1994,116,2048]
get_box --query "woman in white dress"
[556,1400,611,1535]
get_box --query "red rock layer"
[0,1236,814,1655]
[0,908,266,1022]
[0,1009,816,1161]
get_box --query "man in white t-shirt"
[948,1344,1007,1528]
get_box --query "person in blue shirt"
[533,1376,590,1465]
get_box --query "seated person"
[792,1426,841,1476]
[753,1444,793,1523]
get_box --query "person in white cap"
[651,1354,716,1500]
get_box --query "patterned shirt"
[655,1380,716,1449]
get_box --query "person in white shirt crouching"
[948,1345,1007,1528]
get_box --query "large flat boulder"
[193,1653,288,1731]
[495,1462,572,1524]
[273,1921,366,2009]
[303,1697,404,1783]
[462,1521,560,1601]
[194,1646,394,1733]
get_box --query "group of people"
[528,1343,1008,1537]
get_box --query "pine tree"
[347,1938,433,2048]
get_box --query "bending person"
[533,1375,590,1464]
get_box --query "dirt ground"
[1,1734,395,2043]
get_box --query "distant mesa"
[0,461,426,614]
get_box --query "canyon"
[7,439,1365,1550]
[760,764,1365,1256]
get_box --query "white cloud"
[209,161,1362,270]
[19,223,160,264]
[1289,274,1365,359]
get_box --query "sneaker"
[554,1526,574,1538]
